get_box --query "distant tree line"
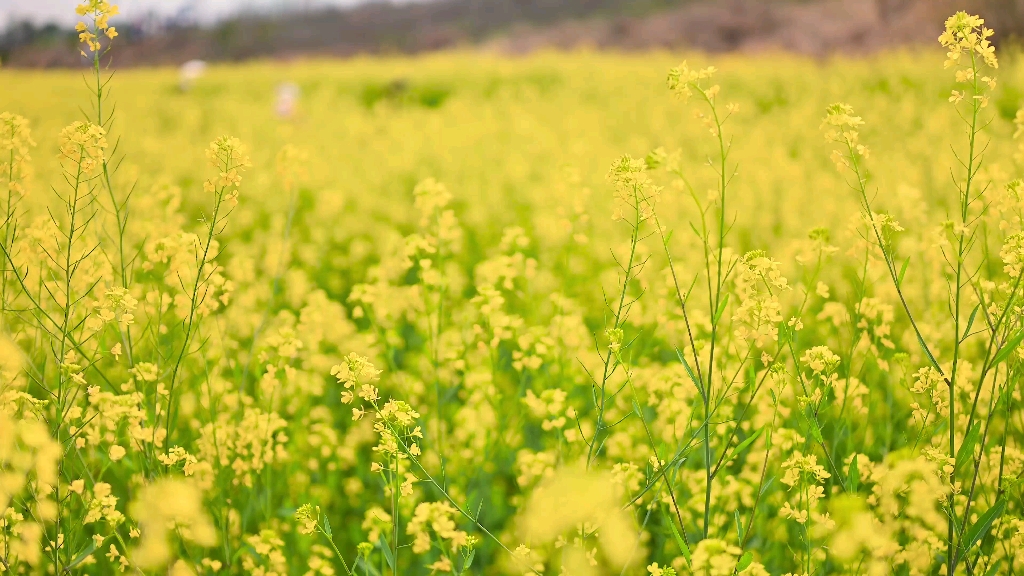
[2,0,1023,68]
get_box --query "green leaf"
[462,549,477,573]
[799,410,824,443]
[951,506,964,536]
[992,330,1024,367]
[663,509,691,565]
[65,542,98,571]
[737,551,753,572]
[714,293,731,325]
[378,534,395,569]
[734,510,744,542]
[955,422,981,475]
[847,455,860,493]
[675,347,703,397]
[355,557,384,576]
[962,499,1005,555]
[897,256,910,288]
[962,304,980,343]
[983,559,1003,576]
[809,419,824,444]
[912,329,942,374]
[322,515,332,537]
[723,426,764,467]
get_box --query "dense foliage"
[1,3,1024,575]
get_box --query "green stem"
[586,178,643,467]
[318,525,354,576]
[165,165,229,442]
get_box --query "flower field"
[1,3,1023,575]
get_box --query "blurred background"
[4,0,1024,68]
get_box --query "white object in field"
[276,82,300,119]
[179,59,207,91]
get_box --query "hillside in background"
[2,0,1021,67]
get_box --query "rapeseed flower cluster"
[74,0,118,54]
[939,12,997,106]
[0,113,35,196]
[57,121,107,175]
